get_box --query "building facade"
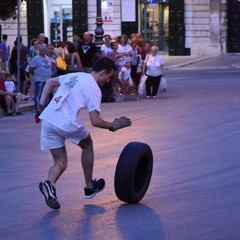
[0,0,240,56]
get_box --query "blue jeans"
[34,82,46,112]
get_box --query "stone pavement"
[1,69,240,240]
[17,53,240,114]
[162,52,240,70]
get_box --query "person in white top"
[36,57,132,210]
[115,34,133,72]
[101,34,112,58]
[143,45,165,99]
[0,71,22,115]
[4,76,15,93]
[118,61,133,95]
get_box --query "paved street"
[0,63,240,239]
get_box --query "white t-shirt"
[118,66,131,83]
[145,54,164,77]
[101,44,112,58]
[116,44,133,66]
[40,72,101,132]
[29,55,52,82]
[4,80,15,93]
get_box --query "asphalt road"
[0,68,240,240]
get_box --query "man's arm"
[34,77,60,123]
[39,77,60,106]
[89,110,131,132]
[89,110,113,130]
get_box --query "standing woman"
[29,45,52,112]
[65,41,83,73]
[56,41,67,76]
[101,34,112,58]
[115,34,133,73]
[142,46,164,99]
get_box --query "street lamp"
[94,0,104,58]
[17,0,21,92]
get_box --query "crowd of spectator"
[0,31,165,117]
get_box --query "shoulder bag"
[56,56,67,71]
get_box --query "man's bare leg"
[39,146,66,209]
[78,134,94,189]
[48,146,68,186]
[78,134,105,199]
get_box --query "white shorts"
[41,120,89,150]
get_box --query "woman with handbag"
[65,41,83,73]
[56,41,67,76]
[142,45,165,99]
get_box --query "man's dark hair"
[3,34,8,40]
[16,36,22,43]
[93,57,115,74]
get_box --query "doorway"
[140,2,169,50]
[49,4,73,46]
[228,0,240,52]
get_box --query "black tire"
[114,142,153,203]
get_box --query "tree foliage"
[0,0,24,21]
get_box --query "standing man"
[0,34,9,71]
[78,32,96,73]
[37,33,46,46]
[36,57,131,209]
[29,44,52,112]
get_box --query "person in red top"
[0,71,22,115]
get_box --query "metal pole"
[17,0,21,92]
[152,8,155,46]
[94,0,104,58]
[0,24,2,70]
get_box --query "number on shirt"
[54,96,62,104]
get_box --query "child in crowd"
[2,72,23,115]
[4,73,24,100]
[4,73,16,94]
[118,61,133,95]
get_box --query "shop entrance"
[140,1,169,50]
[228,0,240,52]
[49,4,73,46]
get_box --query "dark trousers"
[145,75,161,96]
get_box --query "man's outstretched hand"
[110,116,132,132]
[34,104,45,124]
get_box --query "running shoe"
[39,180,60,209]
[84,178,105,199]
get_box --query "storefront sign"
[102,1,113,22]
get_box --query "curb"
[165,56,218,70]
[19,101,35,113]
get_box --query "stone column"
[208,0,221,54]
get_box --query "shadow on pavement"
[115,203,166,239]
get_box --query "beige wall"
[184,0,227,55]
[0,0,229,56]
[87,0,122,38]
[0,1,28,52]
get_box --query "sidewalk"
[163,52,240,70]
[17,53,240,113]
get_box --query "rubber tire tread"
[114,142,153,203]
